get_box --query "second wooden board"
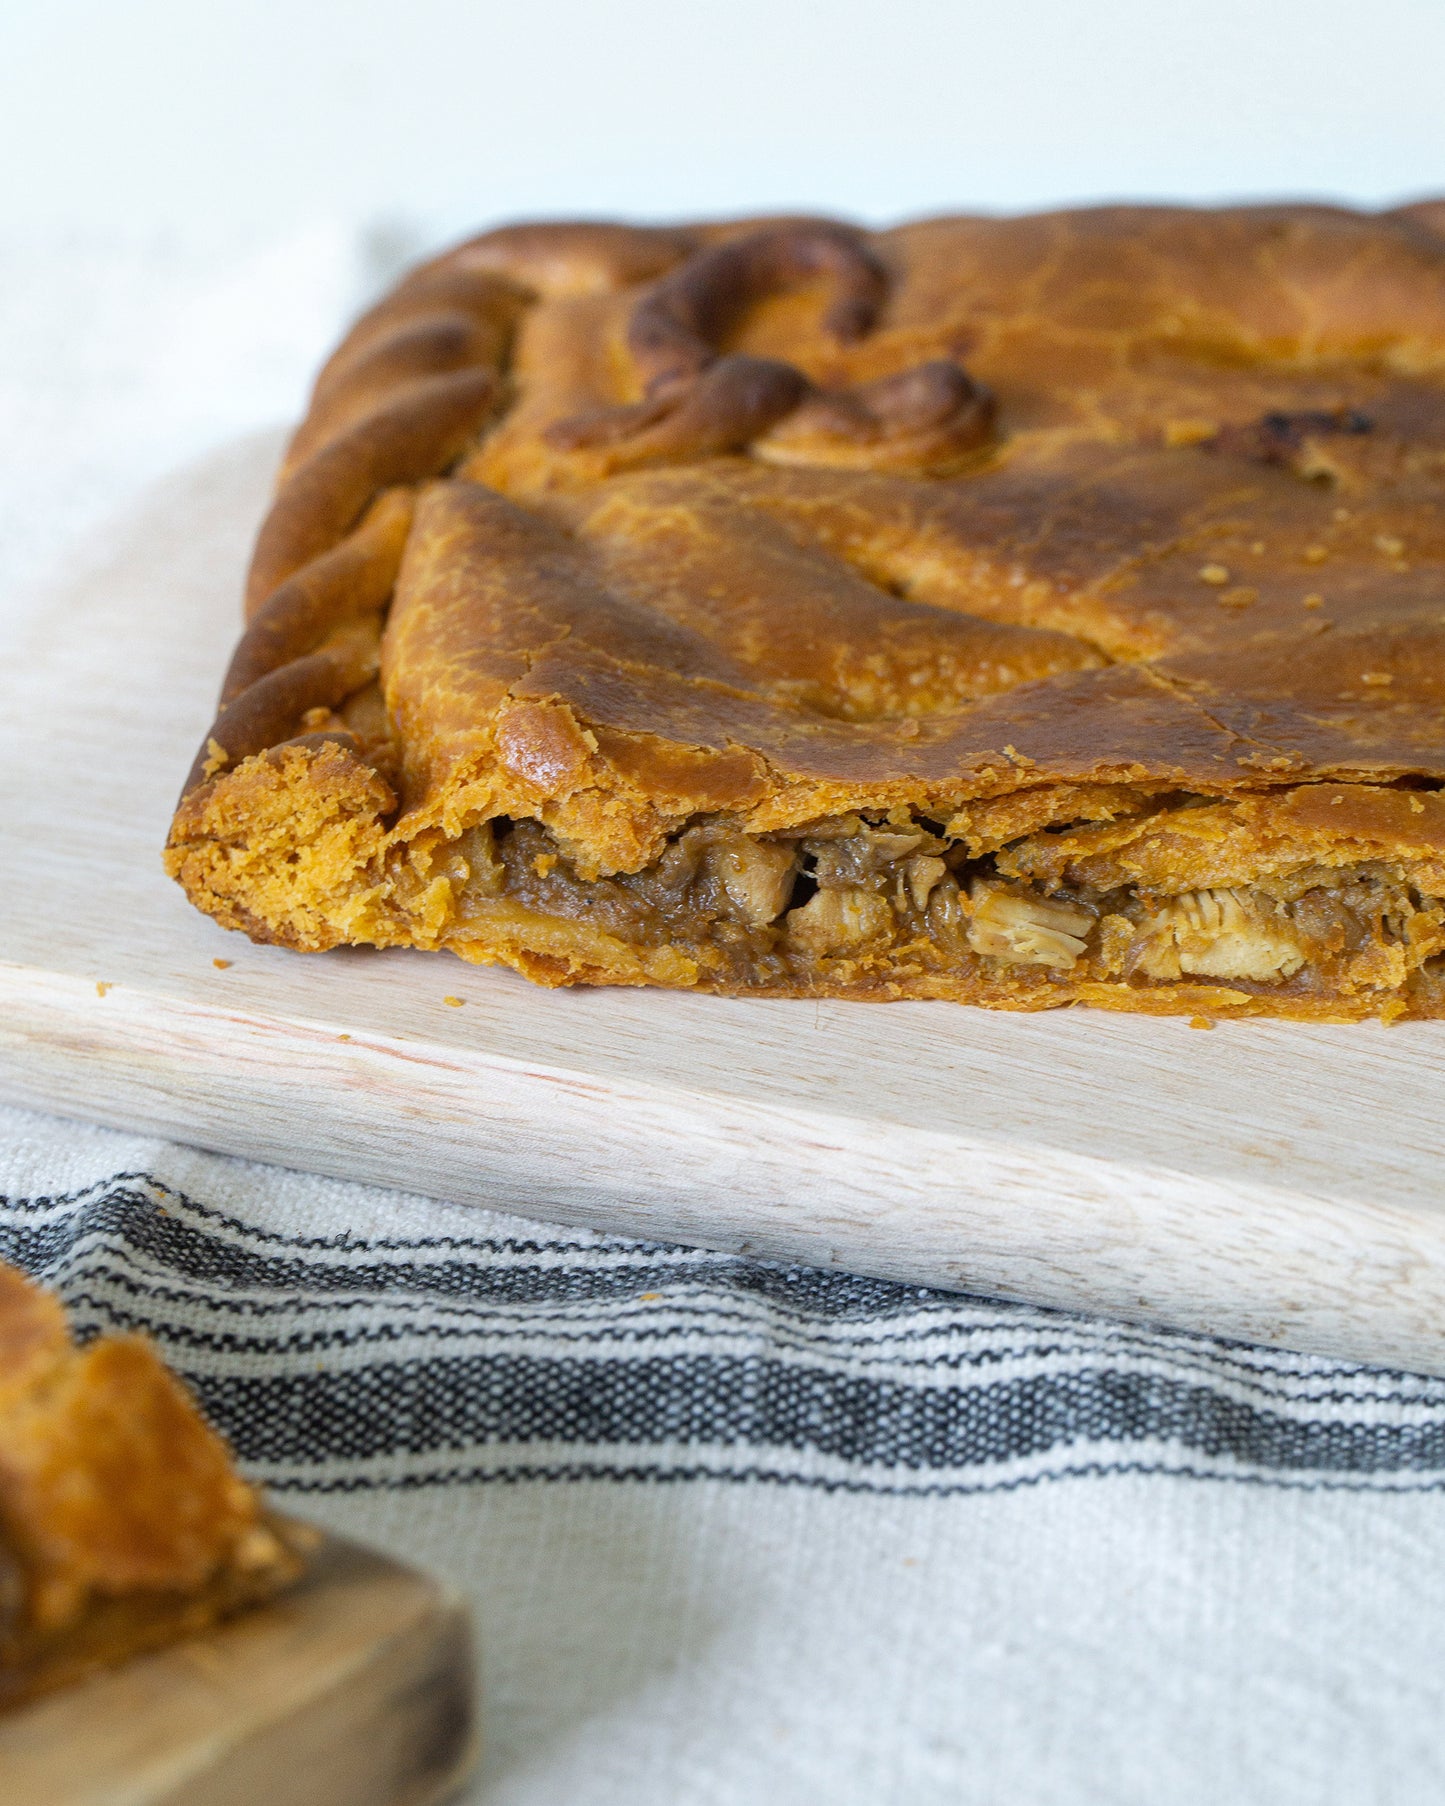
[3,433,1445,1372]
[0,1534,475,1806]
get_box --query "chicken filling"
[441,805,1445,997]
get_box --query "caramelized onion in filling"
[439,796,1445,1005]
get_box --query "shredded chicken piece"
[709,837,797,925]
[904,855,948,911]
[786,885,894,954]
[967,881,1093,968]
[1132,887,1306,982]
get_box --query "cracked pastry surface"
[0,1263,309,1709]
[167,202,1445,1020]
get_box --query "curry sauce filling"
[434,785,1445,1008]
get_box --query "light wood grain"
[0,1535,475,1806]
[5,431,1445,1372]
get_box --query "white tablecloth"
[4,229,1445,1806]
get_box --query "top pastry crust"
[167,202,1445,1020]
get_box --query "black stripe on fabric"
[47,1271,1445,1415]
[182,1357,1445,1476]
[0,1177,943,1318]
[0,1175,1430,1380]
[4,1169,1445,1494]
[7,1176,1442,1391]
[266,1460,1445,1499]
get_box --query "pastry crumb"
[1163,418,1216,447]
[95,981,112,998]
[443,995,464,1007]
[338,1033,352,1041]
[1188,1015,1216,1030]
[213,958,233,969]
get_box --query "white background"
[3,0,1443,239]
[5,0,1444,603]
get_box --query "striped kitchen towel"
[6,1149,1445,1500]
[7,1102,1445,1806]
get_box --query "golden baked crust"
[168,203,1445,1020]
[0,1263,308,1709]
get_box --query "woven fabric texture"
[6,1104,1445,1806]
[8,1162,1445,1500]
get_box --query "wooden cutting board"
[5,431,1445,1373]
[0,1534,475,1806]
